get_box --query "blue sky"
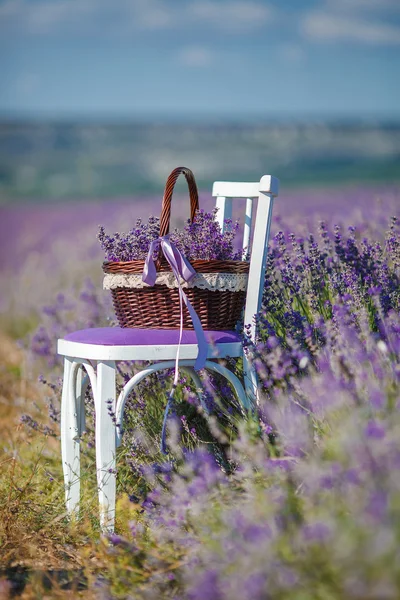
[1,0,400,119]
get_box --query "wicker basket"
[103,167,249,330]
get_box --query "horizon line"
[1,109,400,126]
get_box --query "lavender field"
[1,183,400,598]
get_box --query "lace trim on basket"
[103,272,248,292]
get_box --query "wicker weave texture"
[111,287,246,330]
[103,259,249,275]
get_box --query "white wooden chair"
[57,175,279,531]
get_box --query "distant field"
[1,120,399,200]
[1,184,399,269]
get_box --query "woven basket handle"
[159,167,199,237]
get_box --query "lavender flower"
[98,209,243,262]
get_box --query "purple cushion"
[64,327,241,346]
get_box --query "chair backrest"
[212,175,279,342]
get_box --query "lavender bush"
[93,211,400,599]
[6,185,400,598]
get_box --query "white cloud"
[132,0,175,31]
[300,0,400,46]
[176,46,214,68]
[278,43,306,65]
[0,0,103,34]
[27,1,95,34]
[302,12,400,45]
[190,1,272,32]
[325,0,400,13]
[0,0,273,36]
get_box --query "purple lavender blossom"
[98,209,243,262]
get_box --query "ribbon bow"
[143,236,207,453]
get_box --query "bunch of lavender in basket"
[98,209,244,262]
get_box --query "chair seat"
[64,327,241,346]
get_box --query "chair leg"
[115,360,181,448]
[60,357,80,515]
[75,365,87,436]
[243,354,258,408]
[96,360,116,532]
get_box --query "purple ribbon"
[143,236,207,453]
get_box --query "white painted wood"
[96,360,116,532]
[213,177,278,199]
[215,196,225,231]
[115,361,179,446]
[78,359,98,407]
[73,359,98,435]
[242,198,253,254]
[244,193,275,343]
[61,357,80,515]
[212,181,260,198]
[77,369,88,436]
[243,353,258,407]
[214,196,232,232]
[58,339,242,361]
[259,175,279,196]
